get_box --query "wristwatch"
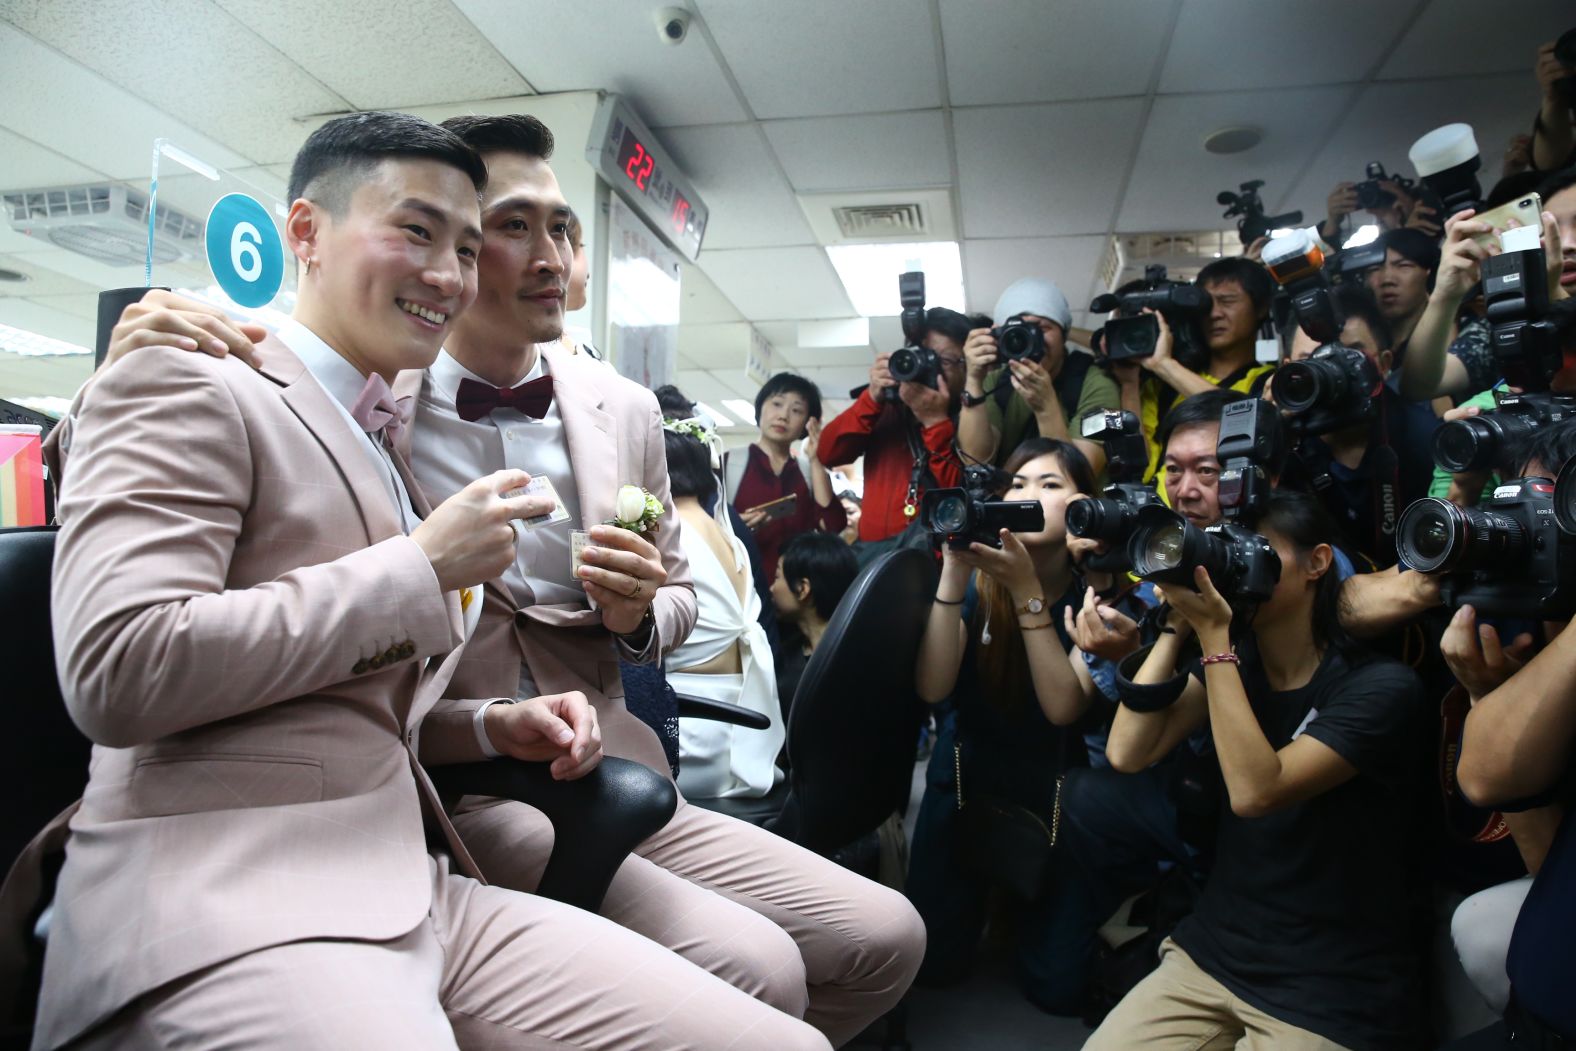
[1017,596,1046,617]
[960,388,988,409]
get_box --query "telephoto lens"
[1128,508,1281,603]
[1275,345,1379,435]
[1396,497,1526,574]
[1432,410,1539,474]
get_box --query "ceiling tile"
[1117,86,1355,233]
[676,321,752,369]
[0,351,94,401]
[0,296,95,344]
[453,0,747,127]
[763,111,951,193]
[662,124,815,249]
[698,245,854,320]
[213,0,530,110]
[1379,0,1572,80]
[954,98,1147,238]
[776,345,874,369]
[0,22,250,179]
[3,1,350,166]
[0,254,107,299]
[941,0,1172,105]
[751,320,799,348]
[962,235,1110,323]
[0,128,107,190]
[1160,0,1415,94]
[680,262,745,324]
[701,0,940,119]
[23,292,101,321]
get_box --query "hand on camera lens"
[1441,605,1536,701]
[963,328,998,381]
[1007,359,1052,412]
[1154,566,1233,639]
[1138,309,1175,374]
[1326,182,1359,227]
[869,352,895,392]
[900,374,952,427]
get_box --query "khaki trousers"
[1084,938,1352,1051]
[452,797,926,1048]
[71,855,830,1051]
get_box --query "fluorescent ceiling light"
[0,322,91,357]
[694,401,734,427]
[156,139,220,181]
[1342,224,1380,249]
[722,399,757,422]
[825,241,964,317]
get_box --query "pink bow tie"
[349,373,412,443]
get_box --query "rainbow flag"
[0,426,45,527]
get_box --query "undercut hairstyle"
[439,113,555,161]
[286,111,486,215]
[781,532,860,621]
[654,384,695,419]
[1333,283,1394,351]
[753,372,823,430]
[1515,416,1576,479]
[663,429,716,501]
[925,307,974,347]
[1195,257,1275,318]
[565,207,584,250]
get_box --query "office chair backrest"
[0,527,89,869]
[778,547,936,853]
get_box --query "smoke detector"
[4,183,204,268]
[1204,126,1262,155]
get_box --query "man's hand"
[1405,200,1442,239]
[578,523,667,635]
[1435,210,1495,301]
[869,352,895,395]
[1062,585,1142,663]
[1243,235,1269,264]
[1537,40,1566,102]
[485,691,603,780]
[412,470,554,592]
[106,289,268,369]
[963,327,999,385]
[1326,182,1359,233]
[1006,358,1054,413]
[1138,308,1176,375]
[899,374,952,427]
[1441,605,1536,702]
[1504,133,1534,178]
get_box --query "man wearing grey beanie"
[956,277,1121,472]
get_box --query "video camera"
[1217,179,1303,247]
[1065,410,1163,574]
[1089,265,1212,365]
[885,270,936,396]
[920,463,1044,550]
[1263,230,1382,436]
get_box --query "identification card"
[509,475,570,529]
[571,529,592,584]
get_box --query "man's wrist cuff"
[473,699,512,758]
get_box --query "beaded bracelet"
[1200,651,1239,666]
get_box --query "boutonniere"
[610,483,665,535]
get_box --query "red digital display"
[617,128,695,236]
[603,110,706,260]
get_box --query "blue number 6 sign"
[205,193,284,308]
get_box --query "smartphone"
[1471,193,1541,251]
[744,493,797,524]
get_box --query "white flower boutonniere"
[610,483,664,535]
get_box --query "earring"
[304,258,315,276]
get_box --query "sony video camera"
[1065,410,1163,574]
[1263,229,1382,436]
[920,463,1044,550]
[885,270,936,395]
[1089,265,1212,365]
[1217,179,1303,247]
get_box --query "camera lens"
[1000,326,1029,358]
[1141,520,1187,571]
[1397,497,1525,573]
[1274,360,1323,412]
[888,346,919,382]
[931,494,970,534]
[1433,412,1536,474]
[1066,497,1133,543]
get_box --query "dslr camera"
[885,270,938,393]
[1065,410,1163,574]
[1128,506,1282,605]
[991,316,1045,364]
[1353,161,1405,211]
[1090,265,1213,365]
[1216,179,1303,247]
[920,463,1044,550]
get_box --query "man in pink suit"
[35,111,828,1051]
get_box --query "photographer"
[957,278,1120,472]
[1276,284,1441,568]
[816,308,967,558]
[906,438,1106,1013]
[1089,490,1427,1051]
[1357,227,1486,401]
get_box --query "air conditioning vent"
[797,189,956,245]
[4,184,205,268]
[832,202,930,239]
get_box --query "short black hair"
[780,532,860,621]
[654,384,695,419]
[287,111,486,215]
[1195,257,1274,318]
[753,372,822,430]
[925,307,974,347]
[967,312,994,330]
[1376,227,1441,289]
[1485,170,1545,209]
[663,428,715,500]
[565,207,584,249]
[1333,282,1393,351]
[1515,417,1576,478]
[1156,388,1248,456]
[1536,164,1576,205]
[439,113,555,161]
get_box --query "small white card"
[570,529,592,584]
[508,475,570,530]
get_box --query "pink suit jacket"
[398,342,697,778]
[30,337,495,1050]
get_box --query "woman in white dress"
[662,418,785,799]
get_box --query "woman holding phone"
[730,372,846,581]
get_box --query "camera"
[1264,229,1339,344]
[1216,179,1303,247]
[920,463,1044,550]
[1216,398,1276,523]
[991,316,1044,364]
[655,6,691,44]
[1432,390,1576,474]
[1065,411,1162,573]
[885,271,938,393]
[1397,478,1576,617]
[1089,265,1213,364]
[1409,123,1482,219]
[1353,161,1401,211]
[1128,505,1282,604]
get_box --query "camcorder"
[991,316,1045,365]
[885,271,937,395]
[920,463,1044,550]
[1432,229,1570,473]
[1263,230,1382,436]
[1216,179,1302,247]
[1089,265,1212,365]
[1065,410,1162,574]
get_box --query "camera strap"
[902,417,941,519]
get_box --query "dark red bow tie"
[455,375,554,422]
